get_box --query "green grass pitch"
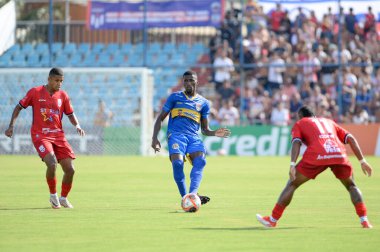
[0,155,379,251]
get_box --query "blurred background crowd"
[203,1,380,127]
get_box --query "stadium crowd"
[207,1,380,126]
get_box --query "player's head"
[297,106,315,119]
[183,70,198,96]
[48,67,64,92]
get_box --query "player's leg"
[170,154,186,197]
[257,161,312,227]
[54,137,76,208]
[43,152,61,209]
[58,158,75,208]
[187,136,209,205]
[168,132,188,197]
[32,137,60,209]
[334,164,372,228]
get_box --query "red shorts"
[32,134,75,161]
[296,159,353,180]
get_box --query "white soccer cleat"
[50,194,61,209]
[256,214,277,228]
[59,197,74,208]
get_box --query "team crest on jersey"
[172,143,179,150]
[323,139,341,153]
[39,145,46,153]
[195,103,202,111]
[57,99,62,107]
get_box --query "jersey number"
[311,118,333,134]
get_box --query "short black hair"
[183,70,197,78]
[49,67,64,77]
[298,106,315,118]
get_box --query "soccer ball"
[181,193,201,212]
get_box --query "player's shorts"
[167,133,205,157]
[32,134,75,161]
[296,159,353,180]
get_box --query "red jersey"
[291,117,350,165]
[19,85,74,136]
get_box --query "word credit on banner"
[87,0,225,30]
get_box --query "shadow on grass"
[185,226,308,231]
[0,207,51,211]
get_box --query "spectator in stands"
[213,48,234,92]
[94,99,113,127]
[269,3,285,34]
[294,7,307,29]
[266,50,285,95]
[270,101,290,126]
[208,30,222,64]
[218,79,235,101]
[364,6,376,38]
[345,8,357,35]
[218,100,240,126]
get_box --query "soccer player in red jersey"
[4,68,85,209]
[256,106,373,228]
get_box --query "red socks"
[61,183,72,198]
[355,202,367,218]
[46,177,57,194]
[272,203,286,220]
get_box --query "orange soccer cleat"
[256,214,277,228]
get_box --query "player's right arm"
[346,134,373,177]
[151,110,169,153]
[4,104,23,138]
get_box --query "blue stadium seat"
[70,53,83,67]
[120,43,133,54]
[11,54,26,67]
[20,43,34,54]
[26,54,40,66]
[54,54,70,67]
[97,52,112,67]
[77,43,91,55]
[35,43,48,55]
[0,53,12,67]
[105,43,120,54]
[63,43,77,55]
[52,43,63,54]
[162,43,176,53]
[178,43,189,52]
[7,44,20,54]
[92,43,104,54]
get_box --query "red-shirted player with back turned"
[4,68,85,209]
[256,106,373,228]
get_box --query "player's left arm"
[67,113,85,136]
[200,117,231,138]
[64,94,85,136]
[346,134,372,177]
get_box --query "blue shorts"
[167,133,205,156]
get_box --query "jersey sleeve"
[291,121,303,143]
[201,100,211,118]
[19,88,35,109]
[162,93,175,112]
[333,121,350,143]
[63,93,74,115]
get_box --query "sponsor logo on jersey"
[323,139,341,153]
[195,103,202,111]
[172,143,179,150]
[39,145,46,153]
[38,99,46,102]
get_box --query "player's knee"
[192,156,206,169]
[46,160,58,170]
[66,166,75,176]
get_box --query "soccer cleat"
[361,220,373,229]
[49,194,61,209]
[59,197,74,208]
[256,214,277,228]
[197,194,210,205]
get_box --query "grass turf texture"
[0,156,379,251]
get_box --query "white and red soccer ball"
[181,193,201,212]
